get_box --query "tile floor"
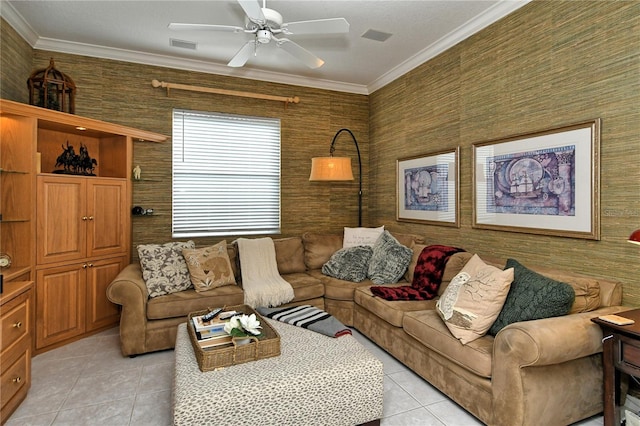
[6,326,605,426]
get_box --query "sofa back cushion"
[302,233,343,270]
[439,253,606,313]
[274,237,306,274]
[390,232,424,249]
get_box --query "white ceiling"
[1,0,530,94]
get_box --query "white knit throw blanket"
[236,237,294,308]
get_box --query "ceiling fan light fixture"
[257,29,271,43]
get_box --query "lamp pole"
[330,128,362,227]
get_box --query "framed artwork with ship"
[472,119,601,240]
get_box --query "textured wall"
[370,1,640,306]
[0,18,32,102]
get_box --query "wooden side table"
[592,309,640,426]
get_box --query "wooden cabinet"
[0,99,166,355]
[35,256,125,349]
[37,176,127,264]
[0,281,34,424]
[0,114,36,284]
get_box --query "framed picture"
[472,119,600,240]
[397,147,459,227]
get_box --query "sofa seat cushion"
[354,285,437,327]
[147,285,244,320]
[315,270,375,301]
[282,272,325,302]
[403,310,494,378]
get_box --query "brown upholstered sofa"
[107,232,625,426]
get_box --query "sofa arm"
[491,305,627,426]
[494,306,626,367]
[106,263,149,356]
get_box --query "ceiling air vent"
[361,29,392,42]
[170,38,197,50]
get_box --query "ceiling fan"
[168,0,350,69]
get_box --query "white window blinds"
[172,109,281,237]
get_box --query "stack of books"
[191,310,239,349]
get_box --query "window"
[172,109,281,237]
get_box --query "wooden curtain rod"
[151,79,299,105]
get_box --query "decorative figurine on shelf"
[133,165,141,180]
[53,141,97,175]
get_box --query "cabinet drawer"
[617,334,640,376]
[0,348,29,408]
[1,293,29,352]
[621,341,640,368]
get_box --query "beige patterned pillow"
[182,241,236,292]
[436,254,514,344]
[138,240,195,298]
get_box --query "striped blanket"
[257,305,352,338]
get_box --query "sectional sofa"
[106,232,626,426]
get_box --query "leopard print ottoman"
[173,319,383,425]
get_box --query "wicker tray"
[187,304,281,372]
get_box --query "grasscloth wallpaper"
[370,1,640,306]
[1,1,639,306]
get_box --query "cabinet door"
[85,256,124,331]
[37,176,85,264]
[86,179,127,258]
[36,265,86,349]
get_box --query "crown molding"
[367,0,533,93]
[0,0,39,45]
[33,37,370,95]
[2,0,531,96]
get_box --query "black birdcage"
[27,58,76,114]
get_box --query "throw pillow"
[488,259,576,335]
[436,254,514,344]
[182,241,236,292]
[343,226,384,248]
[138,240,195,298]
[367,231,413,284]
[322,246,374,282]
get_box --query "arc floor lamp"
[309,128,362,226]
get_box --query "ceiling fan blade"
[237,0,265,24]
[168,23,245,33]
[276,38,324,69]
[281,18,350,35]
[228,41,256,67]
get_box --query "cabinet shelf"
[0,266,32,282]
[0,168,29,175]
[132,178,163,182]
[0,218,30,223]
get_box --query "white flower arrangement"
[224,313,263,338]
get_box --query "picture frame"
[472,119,600,240]
[397,147,459,227]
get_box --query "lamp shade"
[309,157,354,181]
[629,229,640,245]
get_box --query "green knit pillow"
[489,259,575,335]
